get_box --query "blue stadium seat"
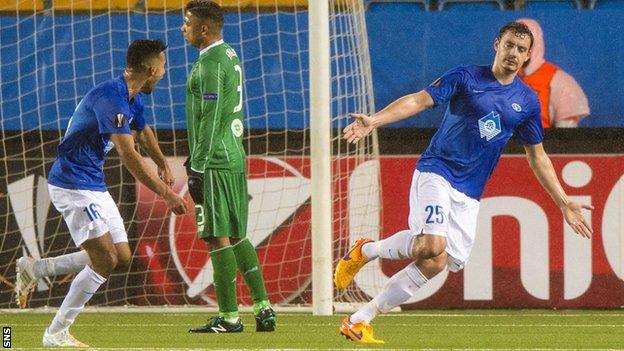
[438,0,506,11]
[365,0,431,12]
[589,0,624,9]
[519,0,583,10]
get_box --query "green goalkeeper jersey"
[186,40,245,173]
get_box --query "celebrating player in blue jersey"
[334,22,593,344]
[14,39,188,347]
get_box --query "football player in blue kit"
[14,39,188,347]
[334,22,593,344]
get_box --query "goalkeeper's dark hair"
[126,39,167,72]
[185,0,224,31]
[496,21,534,50]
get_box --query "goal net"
[0,0,380,310]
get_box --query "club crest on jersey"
[113,113,126,128]
[478,111,502,141]
[231,119,243,138]
[203,93,218,100]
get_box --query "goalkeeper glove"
[184,157,204,205]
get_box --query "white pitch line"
[376,313,624,317]
[6,349,420,351]
[6,323,624,328]
[163,311,624,318]
[4,310,624,318]
[12,348,624,351]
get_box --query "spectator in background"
[516,18,590,128]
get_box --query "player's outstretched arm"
[135,124,174,186]
[524,143,593,238]
[111,133,188,215]
[343,90,434,144]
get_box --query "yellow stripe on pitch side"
[3,0,322,11]
[0,0,42,11]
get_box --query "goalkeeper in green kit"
[182,0,276,333]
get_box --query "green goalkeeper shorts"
[195,169,248,239]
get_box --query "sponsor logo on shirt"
[512,103,522,112]
[478,111,502,141]
[114,113,126,128]
[202,93,218,100]
[231,119,244,138]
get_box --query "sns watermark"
[2,327,10,348]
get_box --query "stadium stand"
[515,0,584,10]
[365,0,431,11]
[588,0,624,9]
[438,0,506,10]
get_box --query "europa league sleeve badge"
[114,113,127,128]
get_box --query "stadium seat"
[515,0,583,10]
[438,0,506,11]
[588,0,624,9]
[365,0,431,11]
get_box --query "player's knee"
[90,250,117,277]
[411,234,446,259]
[415,251,447,277]
[98,250,118,271]
[115,251,131,269]
[113,243,132,269]
[430,251,448,272]
[205,236,231,251]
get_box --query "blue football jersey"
[48,76,146,191]
[418,65,543,200]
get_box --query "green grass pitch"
[2,310,623,349]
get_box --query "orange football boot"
[339,316,384,344]
[334,237,373,289]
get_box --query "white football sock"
[349,301,380,325]
[225,317,240,324]
[350,263,427,324]
[48,265,106,334]
[34,251,90,278]
[361,230,416,261]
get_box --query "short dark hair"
[496,21,534,50]
[185,0,224,31]
[126,39,167,72]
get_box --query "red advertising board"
[135,155,624,308]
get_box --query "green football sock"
[233,238,269,312]
[252,300,271,316]
[210,245,239,319]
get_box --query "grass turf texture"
[1,310,623,349]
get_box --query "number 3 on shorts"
[195,204,205,233]
[425,205,444,224]
[83,203,101,221]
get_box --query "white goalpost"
[0,0,380,313]
[309,0,333,316]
